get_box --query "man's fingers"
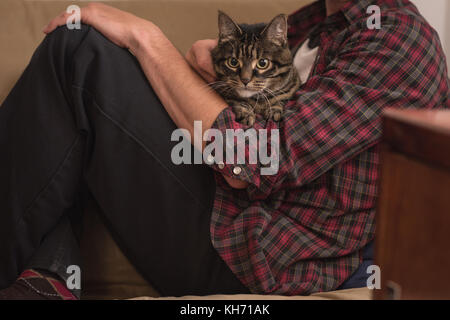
[186,40,217,82]
[185,48,196,68]
[43,12,67,33]
[198,69,216,84]
[186,50,215,83]
[43,6,91,34]
[192,40,217,76]
[197,55,215,79]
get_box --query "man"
[0,0,448,299]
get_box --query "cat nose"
[241,78,251,85]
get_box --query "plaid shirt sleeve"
[207,0,449,295]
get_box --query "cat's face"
[211,11,294,99]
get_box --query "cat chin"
[236,88,259,98]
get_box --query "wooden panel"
[375,109,450,300]
[382,109,450,168]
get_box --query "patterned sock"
[0,269,77,300]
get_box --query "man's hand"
[185,39,218,83]
[43,2,155,54]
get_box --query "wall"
[411,0,450,72]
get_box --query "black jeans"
[0,25,249,297]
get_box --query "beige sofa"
[0,0,372,300]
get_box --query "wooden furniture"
[375,109,450,300]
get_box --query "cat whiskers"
[207,81,235,95]
[253,92,262,111]
[264,87,290,98]
[262,87,290,106]
[259,91,271,109]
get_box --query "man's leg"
[0,25,248,296]
[0,25,90,295]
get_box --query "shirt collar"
[289,0,412,26]
[340,0,411,24]
[288,0,413,49]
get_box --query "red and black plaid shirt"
[208,0,449,295]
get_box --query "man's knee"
[42,24,92,60]
[44,23,131,66]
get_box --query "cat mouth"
[236,88,260,98]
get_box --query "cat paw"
[254,103,266,115]
[233,105,256,126]
[264,105,284,122]
[241,113,256,126]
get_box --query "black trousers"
[0,25,249,297]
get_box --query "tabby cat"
[211,11,300,126]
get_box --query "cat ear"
[218,11,242,42]
[261,14,288,46]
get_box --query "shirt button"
[206,154,214,165]
[233,166,242,175]
[218,162,225,170]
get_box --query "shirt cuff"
[205,107,280,196]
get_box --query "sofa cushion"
[131,287,373,300]
[80,197,160,300]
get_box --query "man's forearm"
[131,25,248,189]
[131,25,227,141]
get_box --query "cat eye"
[226,57,240,69]
[256,58,270,70]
